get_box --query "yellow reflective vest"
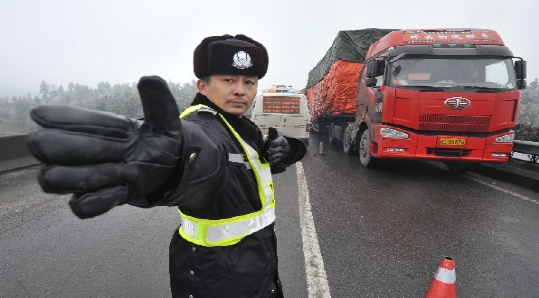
[177,105,276,247]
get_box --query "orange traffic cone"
[317,141,325,156]
[424,257,456,298]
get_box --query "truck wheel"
[343,126,356,155]
[359,129,378,167]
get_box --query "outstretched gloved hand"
[27,76,182,219]
[266,127,291,165]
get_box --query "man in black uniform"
[26,34,306,297]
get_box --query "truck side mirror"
[375,60,385,75]
[365,77,377,87]
[366,59,385,78]
[366,60,377,78]
[515,59,527,89]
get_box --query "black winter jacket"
[156,94,305,297]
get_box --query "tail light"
[306,123,311,132]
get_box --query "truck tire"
[359,129,378,167]
[343,126,356,155]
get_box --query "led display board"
[263,96,300,114]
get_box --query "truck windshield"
[388,57,517,91]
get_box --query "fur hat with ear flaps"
[193,34,269,79]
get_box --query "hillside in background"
[1,78,539,140]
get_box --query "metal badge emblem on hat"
[232,51,253,69]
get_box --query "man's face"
[197,74,258,116]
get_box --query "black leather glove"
[266,127,291,165]
[27,76,182,219]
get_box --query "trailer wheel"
[359,129,378,167]
[343,126,356,155]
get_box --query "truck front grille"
[419,114,491,132]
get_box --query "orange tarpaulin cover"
[306,60,363,120]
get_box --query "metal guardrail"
[513,140,539,163]
[0,134,40,173]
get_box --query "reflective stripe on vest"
[229,153,251,169]
[178,105,275,247]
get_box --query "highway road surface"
[1,133,538,297]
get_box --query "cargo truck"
[306,28,527,171]
[306,29,395,135]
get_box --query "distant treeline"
[34,80,199,118]
[516,78,539,141]
[515,124,539,142]
[1,78,539,141]
[0,80,198,134]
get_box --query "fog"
[1,0,538,98]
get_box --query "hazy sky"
[1,0,537,98]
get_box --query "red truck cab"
[353,28,527,170]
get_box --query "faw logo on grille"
[444,97,471,110]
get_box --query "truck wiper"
[460,86,502,93]
[407,86,446,92]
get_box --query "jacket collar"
[190,93,263,146]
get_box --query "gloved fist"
[27,76,182,219]
[266,127,291,165]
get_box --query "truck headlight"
[495,133,514,143]
[380,127,409,139]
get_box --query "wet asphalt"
[1,135,538,297]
